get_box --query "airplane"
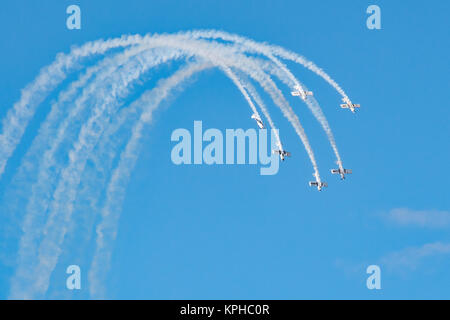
[309,173,328,191]
[331,168,352,180]
[251,113,265,129]
[340,98,360,113]
[291,84,313,101]
[272,147,291,161]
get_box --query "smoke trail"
[5,47,181,234]
[52,62,213,300]
[124,35,326,176]
[136,35,321,176]
[0,34,147,177]
[237,54,344,171]
[88,62,212,298]
[235,72,282,148]
[9,48,185,299]
[86,51,321,297]
[10,49,292,298]
[220,65,259,116]
[0,32,191,179]
[305,95,344,170]
[185,29,350,100]
[185,31,344,170]
[9,34,323,298]
[87,64,289,298]
[0,30,351,179]
[244,65,320,180]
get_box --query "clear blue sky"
[0,0,449,299]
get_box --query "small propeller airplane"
[272,146,291,161]
[309,173,328,191]
[340,98,360,113]
[251,113,265,129]
[331,168,352,180]
[291,84,313,101]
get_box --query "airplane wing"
[340,104,349,109]
[285,152,291,157]
[291,92,300,96]
[354,104,361,108]
[344,169,352,174]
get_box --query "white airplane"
[272,147,291,161]
[309,173,328,191]
[331,168,352,180]
[291,84,313,101]
[251,113,265,129]
[340,98,360,113]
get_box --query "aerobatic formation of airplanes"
[249,86,360,191]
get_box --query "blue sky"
[0,0,449,299]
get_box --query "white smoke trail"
[0,30,350,179]
[239,56,344,170]
[191,31,344,170]
[182,32,346,173]
[6,47,181,240]
[162,35,332,174]
[86,64,292,298]
[138,35,336,172]
[235,72,282,148]
[0,32,194,179]
[51,63,214,299]
[87,50,321,297]
[88,62,212,298]
[185,29,350,100]
[10,35,322,298]
[244,65,320,180]
[220,65,259,116]
[0,34,148,177]
[9,50,288,298]
[135,35,321,176]
[9,48,185,299]
[304,95,344,171]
